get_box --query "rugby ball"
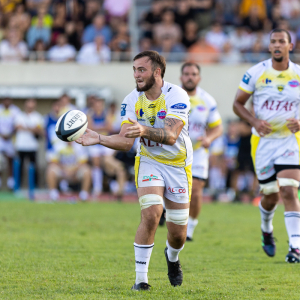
[55,110,88,142]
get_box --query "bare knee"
[280,186,296,201]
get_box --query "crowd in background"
[0,95,256,202]
[0,0,300,63]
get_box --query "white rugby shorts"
[88,144,115,157]
[251,133,300,182]
[0,138,15,158]
[192,147,209,180]
[135,156,192,203]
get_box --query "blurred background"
[0,0,296,203]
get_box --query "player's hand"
[197,136,211,148]
[75,128,99,146]
[124,118,145,138]
[286,118,300,134]
[253,119,272,137]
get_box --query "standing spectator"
[0,98,20,190]
[110,22,130,61]
[82,14,112,45]
[153,9,182,46]
[0,29,28,62]
[205,22,228,51]
[27,14,51,49]
[77,35,111,64]
[15,98,44,187]
[48,33,76,62]
[182,20,198,49]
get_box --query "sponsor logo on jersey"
[288,80,300,87]
[168,187,186,194]
[148,116,156,126]
[121,104,127,116]
[171,103,187,109]
[242,72,251,84]
[260,165,274,175]
[142,174,159,182]
[277,73,285,78]
[282,150,295,158]
[148,104,156,108]
[261,100,295,111]
[157,109,167,119]
[262,78,272,84]
[277,85,285,92]
[168,87,172,92]
[136,108,144,117]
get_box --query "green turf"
[0,199,298,299]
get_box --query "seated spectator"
[15,98,44,187]
[27,15,51,49]
[182,19,198,49]
[12,4,31,35]
[215,0,240,25]
[156,35,186,62]
[46,141,91,201]
[77,35,111,64]
[239,0,266,20]
[244,39,268,63]
[0,0,22,15]
[220,41,242,65]
[0,29,28,62]
[51,12,66,45]
[48,33,76,62]
[277,19,297,48]
[188,33,220,64]
[139,37,154,52]
[31,39,47,61]
[191,0,214,30]
[228,26,253,52]
[270,5,283,29]
[31,5,53,28]
[205,22,228,51]
[153,9,182,46]
[242,5,264,32]
[174,0,194,31]
[82,14,112,45]
[82,0,101,27]
[65,21,82,51]
[110,23,130,61]
[280,0,300,20]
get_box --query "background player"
[180,62,223,241]
[76,51,192,290]
[233,29,300,263]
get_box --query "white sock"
[92,167,103,194]
[186,216,198,239]
[79,190,89,201]
[284,211,300,249]
[134,243,154,284]
[50,189,59,201]
[166,240,184,262]
[259,200,276,233]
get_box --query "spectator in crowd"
[59,93,76,115]
[81,0,101,27]
[51,9,66,45]
[65,21,82,51]
[191,0,214,30]
[155,34,186,62]
[174,0,194,31]
[46,141,91,201]
[270,5,283,29]
[139,37,153,52]
[152,9,182,46]
[188,33,220,63]
[31,39,47,61]
[0,98,20,190]
[82,14,112,45]
[239,0,266,20]
[26,13,51,49]
[242,5,264,32]
[31,5,53,28]
[244,39,268,63]
[12,4,31,35]
[277,19,297,48]
[26,0,51,15]
[103,0,131,20]
[228,25,253,52]
[77,35,111,64]
[48,33,76,62]
[0,29,28,62]
[220,41,242,64]
[215,0,240,25]
[279,0,300,20]
[182,19,198,49]
[15,98,44,187]
[205,22,228,51]
[0,0,22,15]
[110,22,130,61]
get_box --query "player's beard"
[273,56,283,62]
[136,73,156,92]
[182,81,197,92]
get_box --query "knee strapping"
[278,178,300,187]
[139,194,163,210]
[166,208,189,225]
[260,181,279,195]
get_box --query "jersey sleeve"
[206,94,222,128]
[120,92,137,127]
[238,65,258,94]
[165,86,190,125]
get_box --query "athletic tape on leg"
[139,194,163,210]
[259,181,279,195]
[166,208,189,225]
[278,178,300,187]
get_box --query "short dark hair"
[133,50,166,78]
[270,29,291,43]
[181,62,201,74]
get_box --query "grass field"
[0,196,298,299]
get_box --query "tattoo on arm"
[142,118,183,145]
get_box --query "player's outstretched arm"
[76,125,135,151]
[125,117,183,146]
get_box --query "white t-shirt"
[15,111,44,151]
[239,58,300,138]
[0,40,28,62]
[188,87,222,151]
[120,81,192,167]
[77,42,111,64]
[48,44,76,62]
[0,104,20,136]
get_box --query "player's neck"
[144,79,163,101]
[271,57,289,71]
[185,89,197,96]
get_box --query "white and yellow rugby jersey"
[188,87,222,150]
[120,81,193,167]
[239,58,300,138]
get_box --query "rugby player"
[76,51,193,289]
[180,62,222,241]
[233,29,300,263]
